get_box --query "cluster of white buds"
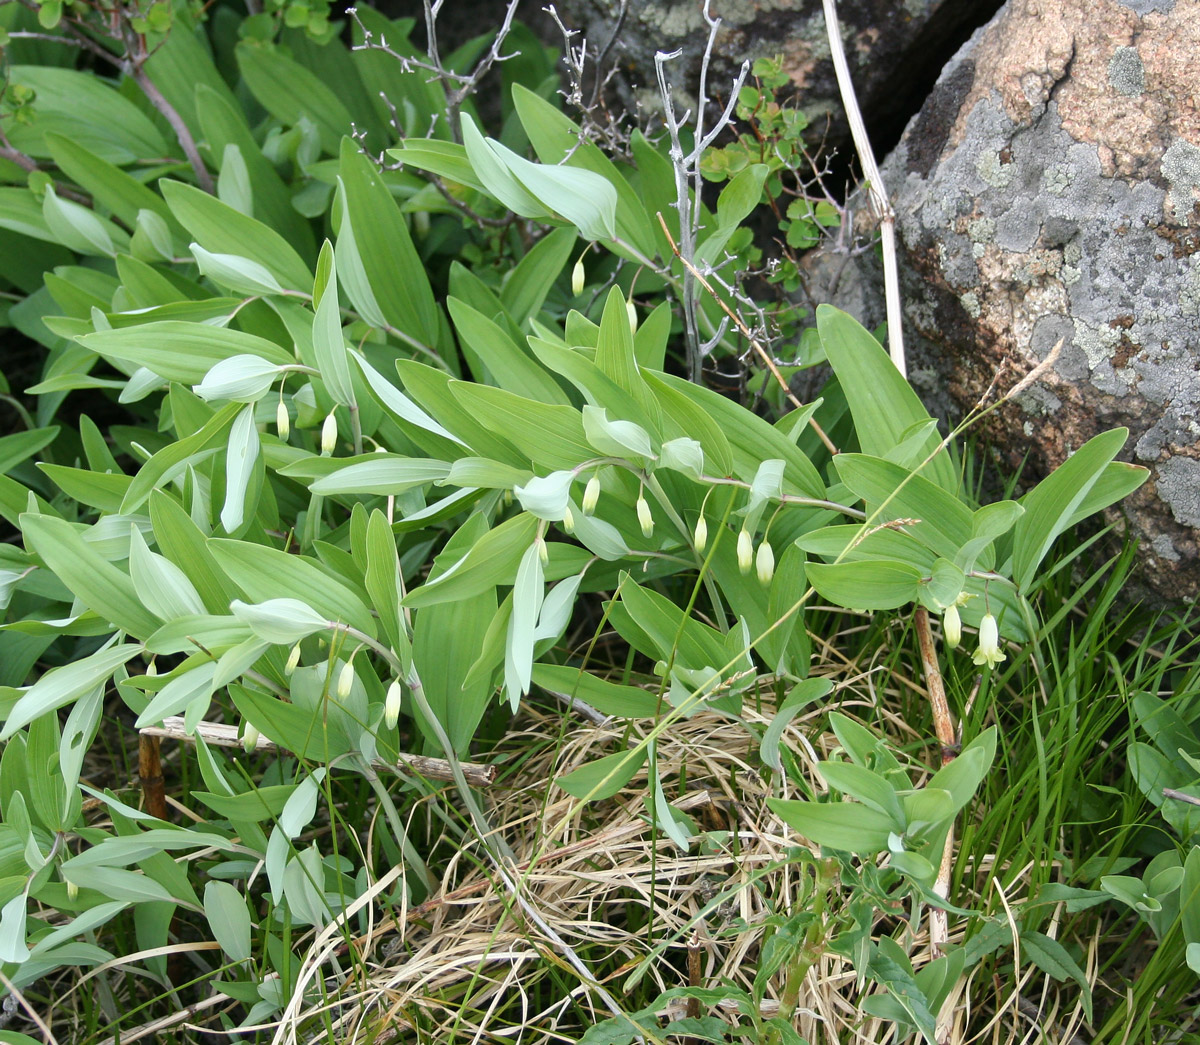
[384,680,403,730]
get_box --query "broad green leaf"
[557,747,647,801]
[190,244,285,297]
[805,559,924,610]
[203,881,251,963]
[193,355,284,403]
[760,678,832,770]
[924,729,996,813]
[311,240,354,408]
[531,664,661,718]
[208,540,376,637]
[194,84,316,259]
[1066,460,1148,530]
[4,66,167,164]
[0,427,57,476]
[338,140,439,346]
[449,382,593,470]
[448,297,567,405]
[833,454,973,559]
[817,305,958,493]
[1012,428,1129,591]
[696,164,767,265]
[148,492,240,614]
[229,683,351,762]
[216,143,252,215]
[1021,930,1093,1021]
[121,401,243,513]
[817,762,905,828]
[512,84,653,255]
[81,323,294,385]
[305,456,451,496]
[404,512,537,609]
[504,541,544,707]
[128,526,205,620]
[43,186,125,256]
[501,226,578,325]
[0,644,139,739]
[20,514,160,638]
[236,42,354,155]
[767,798,896,853]
[229,598,327,645]
[355,354,462,446]
[134,662,217,728]
[161,180,311,292]
[44,133,174,230]
[582,405,654,461]
[796,524,937,571]
[652,372,823,496]
[364,509,405,655]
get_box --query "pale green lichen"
[1072,318,1119,371]
[959,291,981,317]
[1043,165,1074,196]
[1162,140,1200,223]
[967,217,995,242]
[1107,47,1145,97]
[976,151,1013,188]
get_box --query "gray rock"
[856,0,1200,602]
[550,0,1000,153]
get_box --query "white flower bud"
[571,256,585,296]
[943,603,962,649]
[145,659,158,677]
[582,474,601,516]
[972,612,1006,669]
[737,528,754,574]
[336,659,355,699]
[242,721,260,754]
[755,539,775,584]
[320,411,338,455]
[693,515,708,553]
[284,643,302,675]
[276,399,290,440]
[562,504,575,533]
[626,298,638,333]
[636,496,654,537]
[384,680,402,731]
[537,537,549,565]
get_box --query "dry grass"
[250,632,1102,1045]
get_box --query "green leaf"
[557,748,647,801]
[229,683,351,762]
[1012,428,1129,591]
[204,881,252,963]
[531,664,660,718]
[120,401,243,514]
[134,662,217,729]
[501,226,577,325]
[190,245,285,297]
[44,133,174,231]
[161,180,311,292]
[4,66,167,164]
[817,305,958,493]
[448,297,568,405]
[0,427,57,476]
[236,42,354,155]
[1021,930,1092,1021]
[448,382,593,470]
[81,323,294,385]
[128,526,206,621]
[0,644,140,740]
[512,85,652,254]
[504,541,544,706]
[761,678,832,770]
[42,186,125,256]
[229,598,327,645]
[833,454,973,559]
[193,355,284,403]
[338,139,439,346]
[208,540,376,638]
[805,559,924,610]
[20,514,160,638]
[364,509,405,655]
[817,762,905,828]
[404,512,537,609]
[767,798,895,853]
[304,456,451,496]
[311,240,355,408]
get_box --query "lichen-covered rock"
[873,0,1200,602]
[551,0,999,149]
